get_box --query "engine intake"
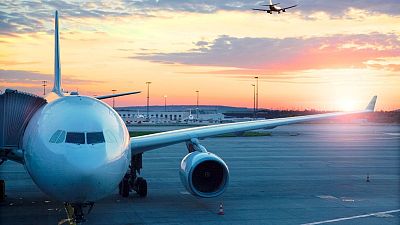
[180,152,229,198]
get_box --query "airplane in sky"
[253,0,298,14]
[0,11,376,224]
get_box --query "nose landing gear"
[60,202,94,225]
[119,153,148,198]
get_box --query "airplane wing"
[0,148,24,164]
[282,4,297,10]
[96,91,141,100]
[130,96,377,154]
[252,8,270,12]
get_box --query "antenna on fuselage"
[52,10,63,96]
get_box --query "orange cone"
[218,202,224,215]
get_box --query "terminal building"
[116,108,225,125]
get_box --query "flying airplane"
[252,0,297,14]
[0,11,377,224]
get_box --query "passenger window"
[65,132,85,144]
[87,132,105,144]
[49,130,62,143]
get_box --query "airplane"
[252,0,297,14]
[0,11,377,224]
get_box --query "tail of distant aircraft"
[261,0,280,7]
[52,11,62,96]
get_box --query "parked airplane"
[0,11,376,224]
[253,0,297,14]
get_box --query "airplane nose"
[69,153,105,174]
[40,146,129,202]
[55,156,127,202]
[31,146,129,203]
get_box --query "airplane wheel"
[136,177,147,197]
[121,177,130,197]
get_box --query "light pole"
[164,95,167,112]
[111,89,117,108]
[196,90,199,120]
[146,82,151,120]
[252,84,256,119]
[254,76,259,117]
[42,80,47,95]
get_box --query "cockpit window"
[104,130,117,143]
[49,130,66,143]
[56,130,66,143]
[65,132,85,144]
[49,130,62,143]
[87,132,105,144]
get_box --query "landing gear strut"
[1,158,6,202]
[119,153,147,198]
[61,202,94,225]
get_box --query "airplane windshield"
[87,132,105,144]
[50,131,107,145]
[65,132,85,145]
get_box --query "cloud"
[122,0,400,15]
[295,0,400,16]
[0,69,100,85]
[0,0,134,35]
[1,1,399,35]
[133,33,400,74]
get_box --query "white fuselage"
[271,5,281,11]
[22,95,130,202]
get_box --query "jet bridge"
[0,89,47,150]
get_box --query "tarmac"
[1,124,399,224]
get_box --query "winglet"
[52,10,63,96]
[365,95,377,111]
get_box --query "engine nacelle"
[179,151,229,198]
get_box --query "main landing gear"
[1,159,7,202]
[119,153,147,198]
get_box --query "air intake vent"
[0,89,47,148]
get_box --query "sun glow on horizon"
[336,99,358,111]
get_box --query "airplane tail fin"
[365,95,377,111]
[52,11,62,96]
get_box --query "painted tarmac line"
[301,209,400,225]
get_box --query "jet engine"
[179,151,229,198]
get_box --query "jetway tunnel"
[0,89,47,150]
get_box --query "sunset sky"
[1,0,399,111]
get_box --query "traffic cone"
[217,202,224,215]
